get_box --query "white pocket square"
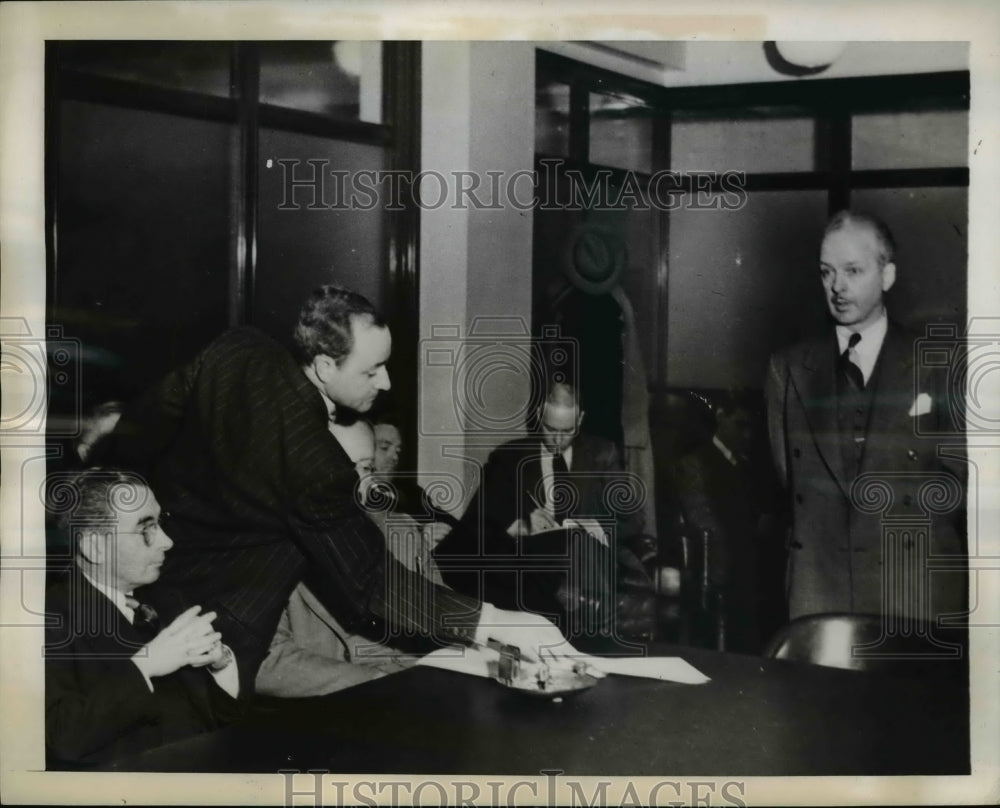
[908,392,932,417]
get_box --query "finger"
[186,651,217,668]
[184,629,222,649]
[184,629,222,648]
[184,614,220,634]
[186,638,221,659]
[162,605,202,636]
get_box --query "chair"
[764,613,967,674]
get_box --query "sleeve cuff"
[130,658,156,693]
[473,601,498,647]
[208,646,240,699]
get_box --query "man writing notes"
[97,286,573,692]
[764,211,965,625]
[434,381,654,643]
[45,469,240,767]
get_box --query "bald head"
[537,381,583,454]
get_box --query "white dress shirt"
[836,308,888,386]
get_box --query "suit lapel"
[64,573,147,656]
[789,334,852,499]
[518,443,543,517]
[860,324,913,475]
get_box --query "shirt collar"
[303,364,338,421]
[318,389,337,421]
[81,571,135,622]
[836,308,888,385]
[539,442,572,469]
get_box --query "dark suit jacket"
[673,441,763,652]
[45,573,239,768]
[95,327,480,690]
[765,322,966,622]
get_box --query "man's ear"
[313,354,337,382]
[576,409,585,429]
[77,530,105,565]
[881,261,897,293]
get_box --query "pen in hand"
[525,490,560,533]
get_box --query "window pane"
[589,92,653,173]
[851,187,967,329]
[620,191,660,382]
[852,111,968,170]
[666,191,829,388]
[258,41,382,123]
[57,41,232,97]
[255,129,387,342]
[671,117,817,173]
[535,81,570,157]
[55,100,234,401]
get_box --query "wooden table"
[107,644,968,775]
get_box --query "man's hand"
[528,508,559,534]
[131,605,222,679]
[421,521,453,546]
[564,517,608,546]
[191,639,235,672]
[506,518,530,538]
[474,603,579,664]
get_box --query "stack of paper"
[417,646,710,685]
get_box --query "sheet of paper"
[417,646,710,685]
[586,656,711,684]
[416,644,498,678]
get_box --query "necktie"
[551,451,570,526]
[126,596,160,637]
[840,332,864,390]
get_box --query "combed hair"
[824,210,897,268]
[49,467,150,535]
[292,285,384,365]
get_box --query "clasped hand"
[131,605,228,679]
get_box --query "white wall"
[418,42,536,511]
[538,41,969,87]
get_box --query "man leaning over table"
[764,210,966,624]
[256,418,433,697]
[94,285,575,694]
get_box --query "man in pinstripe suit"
[97,286,573,693]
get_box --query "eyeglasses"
[120,512,170,547]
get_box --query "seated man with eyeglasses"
[45,468,241,768]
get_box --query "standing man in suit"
[435,382,654,641]
[765,210,965,626]
[45,468,240,767]
[96,286,573,692]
